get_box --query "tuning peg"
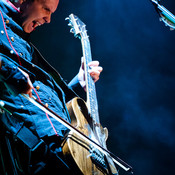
[65,17,69,21]
[72,33,81,39]
[70,28,75,33]
[68,22,72,27]
[76,35,81,39]
[74,34,77,38]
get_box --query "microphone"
[150,0,175,30]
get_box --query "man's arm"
[0,53,33,96]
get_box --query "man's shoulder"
[0,0,11,14]
[0,0,18,13]
[0,0,8,8]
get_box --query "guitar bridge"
[89,147,108,174]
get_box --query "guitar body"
[62,97,109,175]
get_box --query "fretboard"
[81,36,100,125]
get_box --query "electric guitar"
[62,14,119,175]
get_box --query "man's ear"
[19,0,25,4]
[19,0,29,5]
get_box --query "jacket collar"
[1,0,30,40]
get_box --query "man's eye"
[43,7,50,13]
[45,8,50,11]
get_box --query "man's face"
[20,0,59,33]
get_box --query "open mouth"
[32,21,42,29]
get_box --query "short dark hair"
[10,0,19,2]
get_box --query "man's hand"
[78,60,103,90]
[88,61,103,82]
[18,68,33,97]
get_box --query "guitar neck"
[81,37,100,125]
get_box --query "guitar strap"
[0,119,48,175]
[15,124,47,153]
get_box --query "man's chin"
[23,25,34,33]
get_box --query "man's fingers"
[89,70,101,82]
[88,61,100,67]
[89,66,103,72]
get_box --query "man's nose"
[44,14,51,23]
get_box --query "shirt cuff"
[68,75,86,99]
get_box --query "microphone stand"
[150,0,175,30]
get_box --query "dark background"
[31,0,175,175]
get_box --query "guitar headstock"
[65,14,88,39]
